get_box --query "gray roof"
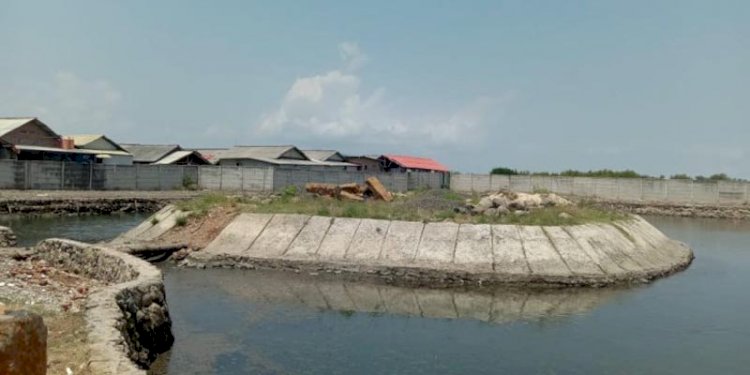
[219,145,305,161]
[302,150,346,162]
[120,144,181,163]
[153,150,210,165]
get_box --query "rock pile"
[464,191,571,216]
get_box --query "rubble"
[305,177,393,202]
[464,191,571,216]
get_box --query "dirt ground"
[160,205,240,250]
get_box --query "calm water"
[157,216,750,375]
[0,213,148,246]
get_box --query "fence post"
[745,182,749,204]
[241,167,245,191]
[197,166,202,190]
[690,180,694,204]
[640,178,644,201]
[135,164,139,190]
[219,166,223,190]
[89,163,94,190]
[24,161,30,190]
[158,165,163,191]
[60,162,65,190]
[716,181,721,204]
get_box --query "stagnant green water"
[154,216,750,375]
[0,213,149,246]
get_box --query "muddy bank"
[597,201,750,220]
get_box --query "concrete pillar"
[0,310,47,375]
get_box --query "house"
[379,154,449,174]
[67,134,133,165]
[302,150,359,170]
[152,150,210,165]
[216,145,357,170]
[0,117,97,163]
[343,154,383,172]
[120,144,181,164]
[190,148,228,165]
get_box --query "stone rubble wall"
[0,198,164,216]
[0,226,16,247]
[35,239,173,374]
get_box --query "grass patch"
[174,190,626,226]
[150,217,160,225]
[175,215,188,227]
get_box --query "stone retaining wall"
[0,198,165,216]
[36,239,173,374]
[0,226,16,247]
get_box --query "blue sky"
[1,1,747,176]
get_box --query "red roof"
[382,154,449,172]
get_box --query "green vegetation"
[491,166,746,181]
[175,215,188,227]
[175,190,626,226]
[182,174,197,190]
[150,217,160,225]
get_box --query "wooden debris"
[305,183,338,196]
[366,177,393,202]
[339,191,365,201]
[339,183,363,195]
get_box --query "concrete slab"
[621,218,681,262]
[594,223,663,270]
[117,205,174,242]
[583,224,643,272]
[414,289,458,320]
[453,224,493,272]
[415,222,459,266]
[202,213,273,256]
[285,216,333,259]
[491,225,530,275]
[563,225,627,275]
[317,218,361,259]
[612,221,672,265]
[380,220,423,263]
[517,226,572,277]
[247,214,309,258]
[345,219,390,261]
[543,227,604,276]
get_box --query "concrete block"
[380,220,423,263]
[202,213,273,256]
[317,218,361,259]
[415,222,459,266]
[345,219,389,261]
[285,216,333,259]
[563,224,627,275]
[491,225,530,275]
[517,226,572,276]
[453,224,493,271]
[543,226,604,276]
[248,214,309,258]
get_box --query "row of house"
[0,117,449,175]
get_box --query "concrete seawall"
[36,239,173,374]
[185,213,694,287]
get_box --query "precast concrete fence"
[0,160,446,193]
[450,173,750,205]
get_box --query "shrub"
[150,217,160,225]
[175,215,188,227]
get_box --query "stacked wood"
[304,177,393,202]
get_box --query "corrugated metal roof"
[0,117,41,138]
[153,150,209,165]
[15,145,99,155]
[218,145,304,161]
[382,154,449,172]
[67,134,102,146]
[302,150,346,162]
[120,144,181,163]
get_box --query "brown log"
[339,183,363,195]
[339,191,365,201]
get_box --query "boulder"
[483,208,498,217]
[542,193,571,207]
[509,193,543,210]
[490,195,510,208]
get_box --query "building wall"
[82,138,120,151]
[100,154,133,165]
[2,121,60,147]
[346,157,382,172]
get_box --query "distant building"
[190,148,228,165]
[378,155,449,174]
[0,118,96,163]
[343,155,383,172]
[152,150,210,165]
[67,134,133,165]
[216,145,356,170]
[120,144,181,164]
[302,150,358,170]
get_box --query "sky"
[0,1,748,176]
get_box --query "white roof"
[152,150,209,165]
[15,145,130,156]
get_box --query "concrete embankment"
[36,239,173,374]
[597,201,750,220]
[184,213,694,287]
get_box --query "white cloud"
[0,71,127,135]
[256,42,510,148]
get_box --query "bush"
[150,217,160,225]
[182,174,197,190]
[175,215,188,227]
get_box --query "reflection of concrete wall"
[205,270,625,325]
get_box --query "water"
[156,216,750,374]
[0,213,149,246]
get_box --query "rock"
[483,208,498,217]
[0,226,17,247]
[542,193,571,207]
[476,197,494,211]
[496,207,510,216]
[0,310,47,375]
[513,210,528,216]
[509,193,543,210]
[558,212,572,219]
[490,195,510,208]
